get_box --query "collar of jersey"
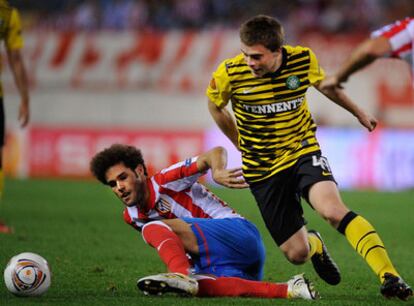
[139,177,156,213]
[263,46,287,79]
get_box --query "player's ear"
[274,47,282,55]
[135,164,145,176]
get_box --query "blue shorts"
[182,217,265,281]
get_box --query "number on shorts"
[312,155,332,172]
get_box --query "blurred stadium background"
[3,0,414,190]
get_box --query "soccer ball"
[3,252,51,296]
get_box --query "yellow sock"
[344,215,399,281]
[307,233,323,259]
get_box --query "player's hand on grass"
[212,167,249,189]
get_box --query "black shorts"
[249,152,336,246]
[0,97,4,146]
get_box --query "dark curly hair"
[90,144,147,185]
[239,15,284,52]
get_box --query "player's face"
[105,162,148,208]
[241,43,281,77]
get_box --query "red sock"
[142,221,190,275]
[197,276,288,298]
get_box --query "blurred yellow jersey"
[206,45,324,183]
[0,1,24,96]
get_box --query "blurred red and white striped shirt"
[372,17,414,65]
[123,157,242,231]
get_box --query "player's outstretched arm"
[197,146,248,189]
[315,84,377,132]
[7,48,30,127]
[320,36,392,90]
[208,99,240,150]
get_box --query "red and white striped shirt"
[123,157,242,231]
[372,17,414,65]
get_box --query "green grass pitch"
[0,178,413,305]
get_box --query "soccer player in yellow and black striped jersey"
[0,1,30,234]
[207,15,412,300]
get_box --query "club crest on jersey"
[155,198,172,214]
[286,75,301,90]
[184,158,192,167]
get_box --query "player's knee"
[283,246,309,264]
[319,206,349,228]
[141,221,172,245]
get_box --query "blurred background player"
[0,0,30,234]
[321,17,414,90]
[206,15,412,300]
[90,144,318,300]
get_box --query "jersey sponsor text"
[243,97,304,114]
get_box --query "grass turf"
[0,178,413,305]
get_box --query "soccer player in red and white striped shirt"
[121,153,244,230]
[320,17,414,90]
[90,144,318,300]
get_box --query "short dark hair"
[90,144,147,185]
[239,15,284,52]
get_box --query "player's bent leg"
[279,226,340,286]
[279,227,310,265]
[161,219,199,254]
[337,211,413,299]
[309,181,412,295]
[337,212,398,278]
[306,181,351,286]
[137,273,198,296]
[307,180,350,228]
[308,230,341,285]
[141,221,191,275]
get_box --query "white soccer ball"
[3,252,51,296]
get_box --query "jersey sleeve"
[371,18,413,58]
[371,18,411,40]
[6,8,24,50]
[206,60,232,108]
[308,48,325,85]
[154,157,205,191]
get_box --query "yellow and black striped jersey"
[0,1,24,96]
[206,45,324,183]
